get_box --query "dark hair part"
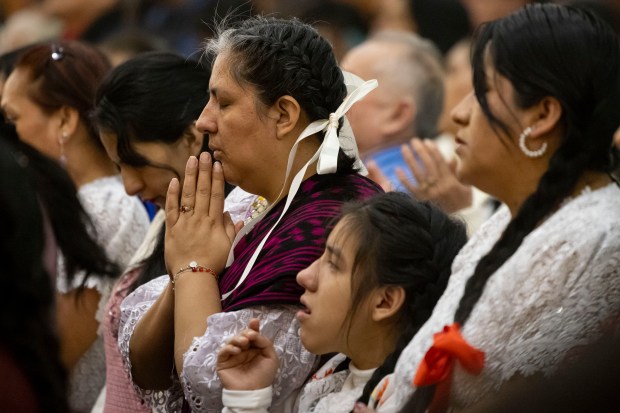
[408,4,620,410]
[0,138,69,412]
[93,51,222,291]
[333,192,467,405]
[205,16,357,172]
[14,41,111,149]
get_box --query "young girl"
[216,192,467,412]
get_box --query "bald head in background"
[341,31,444,155]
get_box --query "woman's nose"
[196,100,216,135]
[296,259,319,291]
[451,91,474,127]
[120,167,144,196]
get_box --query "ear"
[371,285,406,323]
[527,96,563,141]
[181,123,205,154]
[269,95,302,140]
[57,106,80,138]
[382,97,416,138]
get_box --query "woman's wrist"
[171,261,219,290]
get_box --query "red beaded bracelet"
[171,261,218,290]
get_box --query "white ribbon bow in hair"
[221,73,378,301]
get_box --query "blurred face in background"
[439,40,472,136]
[1,67,63,159]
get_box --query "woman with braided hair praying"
[118,16,382,412]
[355,4,620,412]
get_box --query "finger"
[411,138,438,181]
[228,334,251,349]
[218,343,241,360]
[194,152,212,216]
[248,318,260,333]
[224,212,236,242]
[234,220,245,235]
[424,140,450,175]
[401,141,425,184]
[180,156,198,213]
[396,167,418,194]
[209,161,226,221]
[366,160,392,192]
[165,178,181,228]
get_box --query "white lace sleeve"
[118,275,184,413]
[182,306,318,413]
[119,280,317,413]
[375,184,620,411]
[57,176,150,295]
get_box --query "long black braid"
[407,4,620,412]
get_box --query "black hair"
[0,137,69,412]
[93,51,211,171]
[335,192,467,405]
[12,139,121,286]
[206,16,357,173]
[93,51,229,291]
[408,4,620,410]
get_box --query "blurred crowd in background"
[1,0,620,65]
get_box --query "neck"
[262,136,321,205]
[346,325,398,371]
[64,133,118,188]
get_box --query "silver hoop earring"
[519,126,547,158]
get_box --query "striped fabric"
[220,172,382,311]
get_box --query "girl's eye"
[327,259,339,271]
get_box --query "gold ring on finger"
[179,205,194,213]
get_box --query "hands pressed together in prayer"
[164,152,243,282]
[367,138,473,214]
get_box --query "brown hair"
[15,41,111,147]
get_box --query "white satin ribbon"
[221,74,378,301]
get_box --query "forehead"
[326,216,358,258]
[1,68,30,105]
[210,52,244,92]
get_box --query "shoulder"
[300,173,382,201]
[530,184,620,252]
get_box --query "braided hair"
[408,4,620,410]
[205,16,357,172]
[332,192,467,406]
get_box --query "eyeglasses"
[50,44,64,61]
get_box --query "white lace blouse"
[222,352,376,413]
[57,175,150,413]
[118,275,317,412]
[371,183,620,412]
